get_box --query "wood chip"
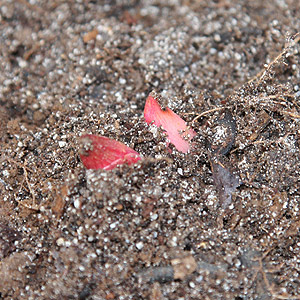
[83,29,98,43]
[171,255,197,280]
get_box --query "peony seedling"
[79,134,141,170]
[144,94,196,153]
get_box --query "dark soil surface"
[1,1,300,299]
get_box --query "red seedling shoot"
[79,134,141,170]
[144,94,196,153]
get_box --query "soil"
[1,1,300,299]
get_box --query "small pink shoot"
[79,134,141,170]
[144,94,196,153]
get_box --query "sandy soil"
[1,1,300,299]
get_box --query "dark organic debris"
[211,162,242,208]
[209,110,241,207]
[212,109,237,156]
[0,222,22,259]
[138,256,228,283]
[138,265,174,284]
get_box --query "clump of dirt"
[1,1,300,299]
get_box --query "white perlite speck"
[177,168,183,175]
[58,141,67,148]
[56,237,65,246]
[136,242,144,250]
[74,199,80,209]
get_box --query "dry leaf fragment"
[144,93,196,153]
[79,134,141,170]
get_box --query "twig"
[251,249,300,299]
[185,107,228,124]
[248,32,300,85]
[280,111,300,119]
[8,158,39,211]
